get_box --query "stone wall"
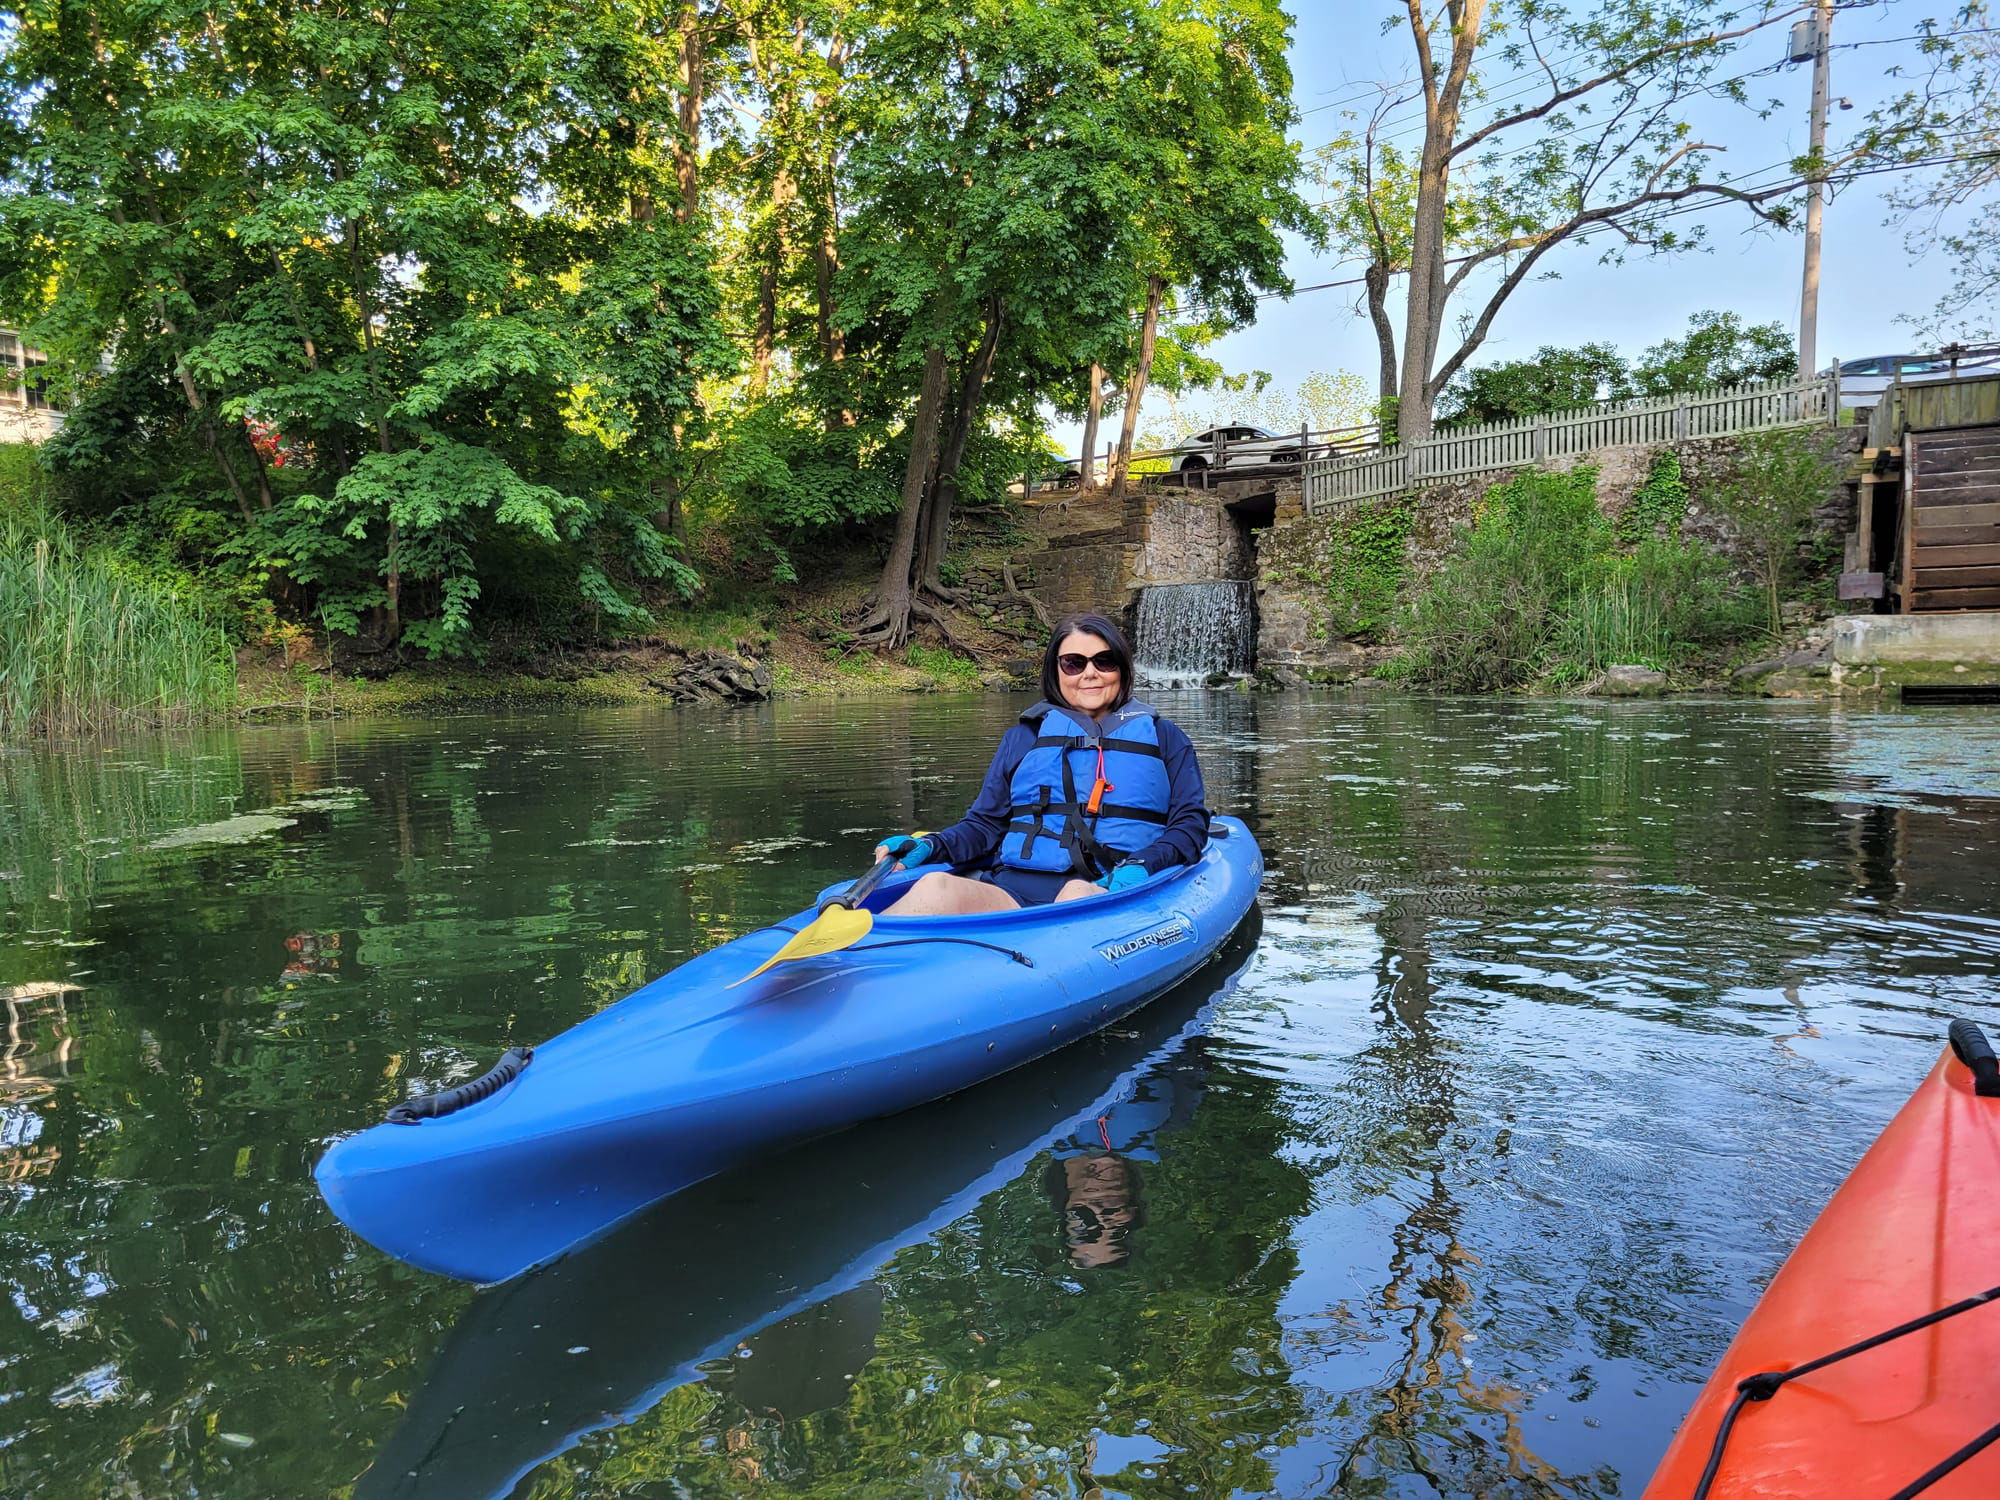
[1256,479,1483,673]
[1016,478,1296,626]
[1252,427,1863,674]
[1132,492,1256,587]
[1026,494,1136,623]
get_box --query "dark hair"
[1041,1154,1147,1268]
[1039,612,1135,710]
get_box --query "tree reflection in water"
[4,696,1998,1497]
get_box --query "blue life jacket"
[996,702,1172,878]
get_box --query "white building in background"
[0,329,63,443]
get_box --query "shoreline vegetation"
[2,466,235,738]
[1390,438,1837,695]
[0,2,1983,738]
[6,426,1850,738]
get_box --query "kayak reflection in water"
[873,611,1210,915]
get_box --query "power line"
[1233,143,1991,314]
[1290,22,1974,166]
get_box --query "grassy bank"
[3,438,1042,730]
[1395,459,1763,692]
[1,480,236,738]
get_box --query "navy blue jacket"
[929,701,1209,876]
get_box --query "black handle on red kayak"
[1948,1019,2000,1097]
[820,854,898,916]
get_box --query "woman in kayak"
[874,612,1208,914]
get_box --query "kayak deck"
[1643,1031,2000,1498]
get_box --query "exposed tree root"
[850,591,911,649]
[911,594,976,656]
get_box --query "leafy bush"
[1617,449,1690,543]
[1398,467,1610,692]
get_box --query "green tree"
[1711,426,1841,632]
[1438,342,1631,424]
[0,0,733,657]
[1630,310,1796,395]
[1100,0,1310,504]
[1170,369,1376,443]
[836,0,1309,648]
[1880,4,1999,343]
[1318,1,1921,443]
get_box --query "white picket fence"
[1302,373,1838,513]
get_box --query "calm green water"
[4,693,1998,1498]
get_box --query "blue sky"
[1060,2,1979,444]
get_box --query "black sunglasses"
[1057,651,1122,676]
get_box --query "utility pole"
[1797,0,1834,380]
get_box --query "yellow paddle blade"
[728,904,875,988]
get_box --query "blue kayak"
[315,817,1263,1283]
[357,920,1257,1498]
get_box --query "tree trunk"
[1079,362,1104,486]
[855,343,950,647]
[1394,0,1484,445]
[1397,137,1452,444]
[752,185,790,397]
[675,4,705,223]
[813,36,849,379]
[384,516,403,646]
[1364,261,1398,435]
[1109,277,1163,504]
[920,300,1004,595]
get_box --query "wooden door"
[1903,425,2000,611]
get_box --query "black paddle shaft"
[820,855,899,916]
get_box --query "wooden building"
[1847,374,2000,614]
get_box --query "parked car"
[1828,349,2000,404]
[1174,424,1308,475]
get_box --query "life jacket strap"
[1007,801,1167,826]
[1059,754,1126,880]
[1031,733,1164,760]
[1020,784,1052,862]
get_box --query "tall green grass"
[1546,539,1762,683]
[1,492,235,738]
[1399,467,1611,692]
[1397,464,1762,692]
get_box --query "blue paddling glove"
[881,834,940,868]
[1098,861,1149,892]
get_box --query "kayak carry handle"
[387,1046,535,1124]
[1948,1019,2000,1098]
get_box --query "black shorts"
[977,866,1075,908]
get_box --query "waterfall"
[1133,581,1254,686]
